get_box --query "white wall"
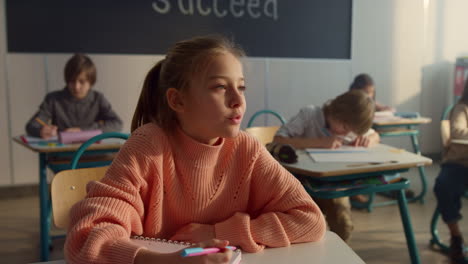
[420,0,468,154]
[0,0,12,185]
[1,0,467,186]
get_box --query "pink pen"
[181,246,237,257]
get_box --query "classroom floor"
[0,162,467,263]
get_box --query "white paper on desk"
[374,111,395,118]
[373,115,403,122]
[308,152,393,163]
[23,135,58,143]
[306,146,369,153]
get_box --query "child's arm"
[85,94,123,132]
[25,96,57,138]
[375,101,395,112]
[351,130,380,147]
[273,135,342,149]
[450,104,468,140]
[64,136,152,263]
[213,146,326,253]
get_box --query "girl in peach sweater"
[65,35,326,264]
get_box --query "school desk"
[29,231,365,264]
[12,136,126,261]
[282,144,432,264]
[372,115,432,205]
[451,139,468,144]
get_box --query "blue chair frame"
[41,132,128,261]
[247,109,286,128]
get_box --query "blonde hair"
[323,90,375,135]
[131,35,245,132]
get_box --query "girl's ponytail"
[131,60,164,132]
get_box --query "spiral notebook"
[131,236,242,263]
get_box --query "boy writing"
[26,54,122,138]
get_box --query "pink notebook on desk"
[58,129,102,144]
[131,236,242,263]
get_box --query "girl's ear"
[166,88,185,113]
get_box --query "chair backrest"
[440,120,450,148]
[245,126,280,145]
[441,102,456,120]
[247,110,286,128]
[51,166,109,229]
[70,132,129,169]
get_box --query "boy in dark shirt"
[26,54,122,138]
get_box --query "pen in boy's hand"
[181,246,236,257]
[35,117,48,127]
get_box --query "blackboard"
[6,0,352,59]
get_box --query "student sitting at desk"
[350,73,395,112]
[25,54,123,139]
[273,90,380,243]
[64,36,326,264]
[434,82,468,264]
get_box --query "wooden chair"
[245,126,280,146]
[51,166,108,229]
[50,133,128,229]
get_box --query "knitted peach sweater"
[65,123,326,263]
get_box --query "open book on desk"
[131,236,241,264]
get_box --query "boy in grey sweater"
[26,54,122,138]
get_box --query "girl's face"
[363,85,375,99]
[67,71,91,100]
[176,52,246,145]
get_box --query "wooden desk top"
[282,144,432,177]
[373,117,432,126]
[12,136,124,153]
[30,231,364,264]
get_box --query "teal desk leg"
[39,153,50,261]
[397,189,420,264]
[409,130,427,204]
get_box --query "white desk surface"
[283,144,432,177]
[30,231,364,264]
[452,139,468,145]
[373,116,431,126]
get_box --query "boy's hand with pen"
[320,136,343,149]
[351,133,380,148]
[36,118,57,139]
[134,239,233,264]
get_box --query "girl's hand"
[170,223,215,243]
[40,125,58,139]
[320,136,343,149]
[178,239,233,264]
[135,239,232,264]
